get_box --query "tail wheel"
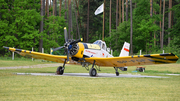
[89,68,97,77]
[139,68,144,72]
[56,66,64,75]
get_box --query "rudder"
[119,42,130,57]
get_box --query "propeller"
[53,46,64,51]
[53,27,83,63]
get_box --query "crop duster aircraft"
[3,27,179,77]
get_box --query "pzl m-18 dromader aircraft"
[3,27,179,77]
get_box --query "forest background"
[0,0,180,58]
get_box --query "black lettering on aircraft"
[117,59,149,64]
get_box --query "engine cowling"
[70,43,84,58]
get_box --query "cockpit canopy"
[93,40,107,50]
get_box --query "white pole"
[163,50,164,54]
[111,50,113,55]
[42,48,44,62]
[32,47,33,61]
[140,50,142,55]
[50,48,53,63]
[42,48,44,53]
[50,48,53,55]
[12,47,14,60]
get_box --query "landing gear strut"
[56,59,66,75]
[89,60,97,77]
[114,67,119,76]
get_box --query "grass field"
[0,59,180,101]
[0,58,55,67]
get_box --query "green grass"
[1,74,180,101]
[0,58,55,67]
[0,59,180,101]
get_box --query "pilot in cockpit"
[102,43,105,50]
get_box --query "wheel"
[139,68,143,72]
[124,68,127,71]
[89,68,97,77]
[116,72,119,76]
[56,66,64,75]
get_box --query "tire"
[116,72,119,76]
[139,68,143,72]
[124,68,127,71]
[56,66,64,75]
[89,68,97,77]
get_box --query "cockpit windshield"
[93,41,99,44]
[93,40,107,50]
[93,40,101,47]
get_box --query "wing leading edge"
[85,53,179,67]
[3,46,77,64]
[3,47,179,67]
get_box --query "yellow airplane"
[3,27,179,77]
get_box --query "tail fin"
[118,42,130,71]
[119,42,130,57]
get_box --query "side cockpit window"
[102,43,106,50]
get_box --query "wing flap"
[85,53,179,67]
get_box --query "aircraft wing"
[85,53,179,67]
[3,47,77,64]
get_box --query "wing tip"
[160,53,175,56]
[170,53,176,56]
[3,46,9,50]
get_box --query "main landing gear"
[114,67,119,76]
[89,61,120,77]
[56,59,66,75]
[56,59,120,77]
[89,60,97,77]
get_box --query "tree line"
[0,0,180,58]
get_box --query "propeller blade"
[53,46,64,51]
[64,27,68,43]
[70,38,83,45]
[67,50,70,63]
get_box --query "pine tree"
[161,0,165,49]
[168,0,172,46]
